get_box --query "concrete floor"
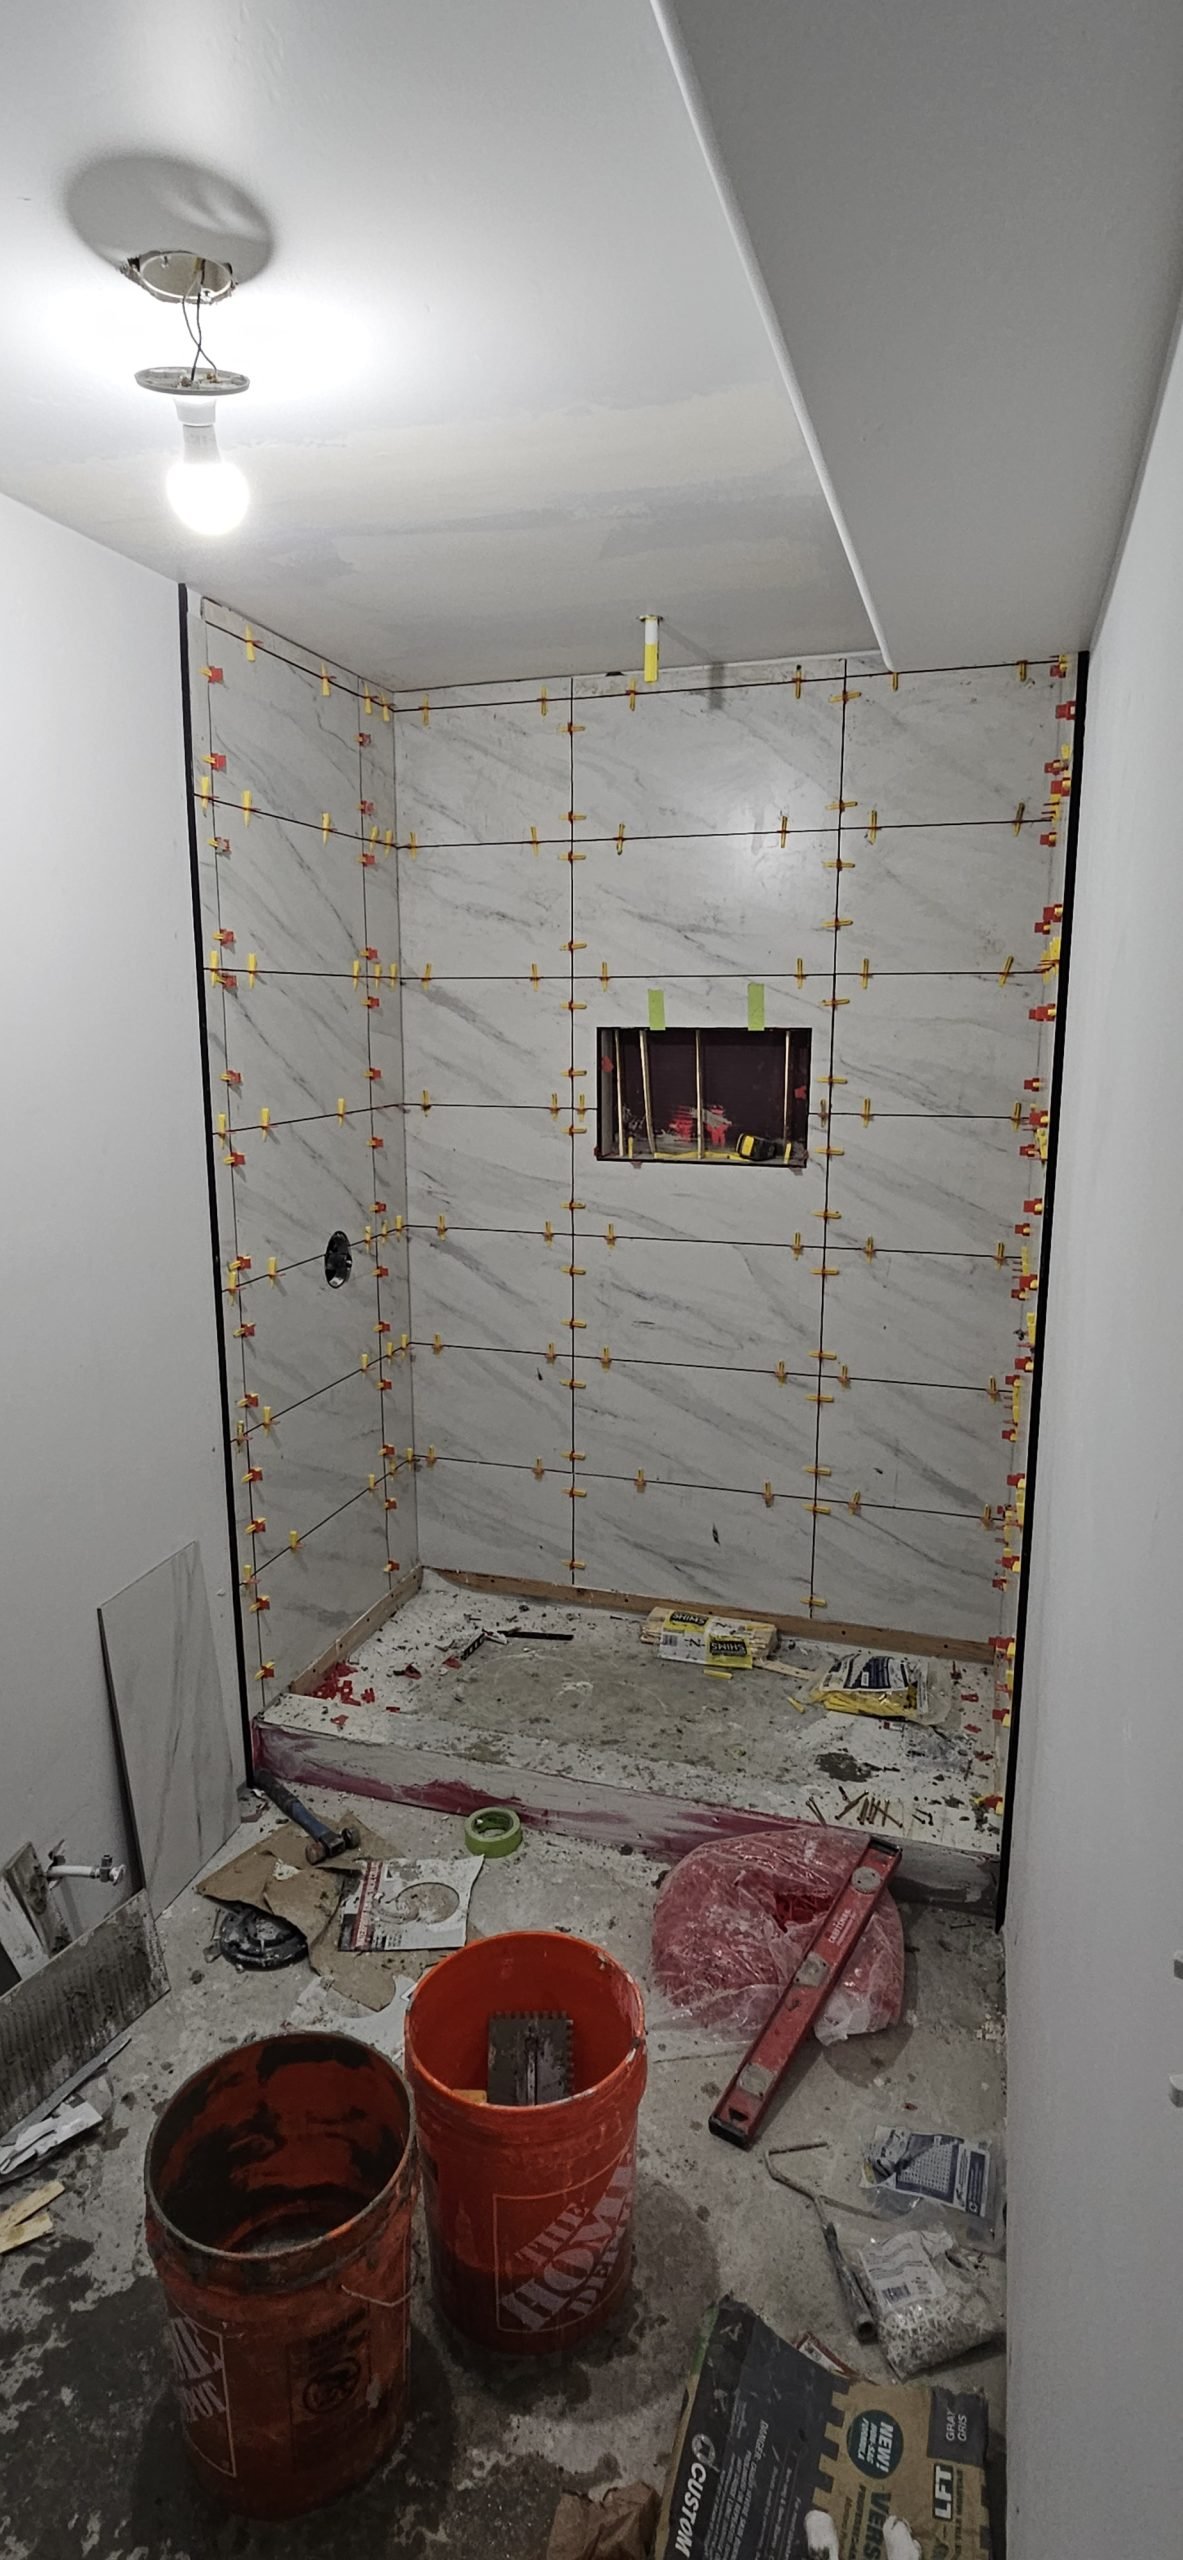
[0,1798,1007,2560]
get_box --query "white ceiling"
[657,0,1183,666]
[0,0,871,686]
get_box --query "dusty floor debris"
[0,1793,1006,2558]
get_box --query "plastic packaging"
[650,1826,905,2045]
[862,2128,1006,2251]
[855,2218,1005,2379]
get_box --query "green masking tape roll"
[464,1805,524,1858]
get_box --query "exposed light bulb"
[166,404,249,535]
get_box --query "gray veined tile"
[364,1006,406,1110]
[409,1344,574,1471]
[395,675,568,713]
[200,600,364,695]
[575,1357,819,1494]
[843,661,1071,827]
[574,1479,812,1618]
[225,1109,384,1277]
[573,655,848,700]
[208,629,368,834]
[589,970,834,1041]
[400,978,574,1108]
[245,1372,395,1562]
[409,1228,575,1355]
[414,1456,573,1582]
[576,830,840,982]
[823,1113,1027,1254]
[99,1542,237,1912]
[398,840,572,979]
[814,1375,1010,1515]
[573,680,844,842]
[827,970,1041,1117]
[820,1250,1024,1391]
[836,820,1056,975]
[575,1146,827,1247]
[238,1246,389,1415]
[575,1234,823,1371]
[808,1507,1002,1645]
[404,1105,574,1232]
[213,969,377,1128]
[393,694,574,845]
[198,805,368,975]
[253,1488,395,1702]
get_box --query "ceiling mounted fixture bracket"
[123,248,235,304]
[135,364,249,400]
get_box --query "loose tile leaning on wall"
[394,650,1074,1660]
[190,602,416,1706]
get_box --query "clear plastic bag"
[856,2216,1005,2379]
[861,2127,1006,2252]
[651,1825,905,2045]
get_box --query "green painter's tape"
[647,989,666,1031]
[747,981,766,1030]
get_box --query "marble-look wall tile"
[197,601,413,1670]
[210,970,375,1130]
[414,1456,573,1581]
[589,971,834,1041]
[395,676,565,713]
[574,680,843,841]
[819,1250,1023,1391]
[201,602,362,694]
[394,693,574,845]
[207,643,367,839]
[409,1344,574,1471]
[200,809,368,976]
[577,833,839,982]
[253,1486,396,1702]
[576,1234,822,1371]
[409,1229,574,1354]
[837,819,1055,975]
[99,1542,237,1911]
[405,1105,573,1233]
[238,1249,391,1416]
[245,1372,396,1562]
[575,1478,812,1617]
[814,1375,1009,1515]
[222,1109,383,1277]
[822,1114,1026,1255]
[827,970,1038,1117]
[575,1148,826,1247]
[573,658,850,701]
[576,1357,818,1493]
[843,662,1070,826]
[399,978,573,1107]
[399,841,572,980]
[809,1506,1001,1644]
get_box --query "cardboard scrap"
[198,1817,422,2011]
[655,2297,991,2560]
[545,2482,660,2560]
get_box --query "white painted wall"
[1006,325,1183,2550]
[0,494,240,1928]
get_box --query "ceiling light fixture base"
[123,249,235,304]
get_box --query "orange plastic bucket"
[145,2033,417,2518]
[404,1929,646,2354]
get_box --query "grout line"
[806,671,848,1614]
[252,1481,389,1578]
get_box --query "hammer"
[256,1773,360,1865]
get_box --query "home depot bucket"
[145,2033,417,2518]
[404,1929,646,2354]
